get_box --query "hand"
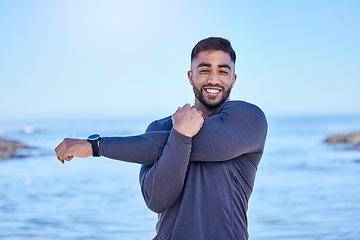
[171,104,204,137]
[55,138,92,164]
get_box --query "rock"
[0,138,31,159]
[325,132,360,145]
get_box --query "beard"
[193,84,232,110]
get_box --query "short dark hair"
[191,37,236,64]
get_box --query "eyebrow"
[218,64,231,70]
[197,62,232,70]
[197,63,211,68]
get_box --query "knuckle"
[65,142,72,149]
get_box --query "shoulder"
[145,116,173,132]
[222,100,266,117]
[218,100,267,126]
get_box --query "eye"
[199,69,210,73]
[219,70,229,75]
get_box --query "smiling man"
[189,46,236,117]
[55,37,267,240]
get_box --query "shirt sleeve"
[138,122,192,213]
[190,101,267,161]
[99,101,267,164]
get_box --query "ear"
[231,74,237,88]
[188,70,194,86]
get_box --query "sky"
[0,0,359,121]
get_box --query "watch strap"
[89,139,100,157]
[88,134,101,157]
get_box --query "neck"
[194,99,229,118]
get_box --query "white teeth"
[206,89,220,93]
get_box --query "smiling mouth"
[203,86,223,95]
[206,89,220,93]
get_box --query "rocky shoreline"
[0,138,31,159]
[325,131,360,150]
[2,131,358,159]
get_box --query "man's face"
[188,50,237,110]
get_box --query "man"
[55,37,267,240]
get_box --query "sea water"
[0,115,359,240]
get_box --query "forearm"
[98,131,171,165]
[140,129,191,213]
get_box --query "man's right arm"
[139,123,190,213]
[55,105,203,213]
[139,105,203,213]
[56,101,266,165]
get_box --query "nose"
[207,72,221,85]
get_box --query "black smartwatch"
[88,134,101,157]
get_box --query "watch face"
[88,134,100,141]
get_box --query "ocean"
[0,115,359,240]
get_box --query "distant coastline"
[0,138,31,159]
[325,132,360,150]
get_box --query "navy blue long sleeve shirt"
[99,101,267,240]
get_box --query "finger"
[57,156,65,164]
[174,107,181,115]
[55,142,63,158]
[64,155,74,161]
[56,138,69,157]
[58,142,71,161]
[61,149,73,161]
[191,107,200,114]
[182,103,191,109]
[180,104,190,112]
[55,140,64,153]
[172,107,182,121]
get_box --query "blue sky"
[1,0,359,121]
